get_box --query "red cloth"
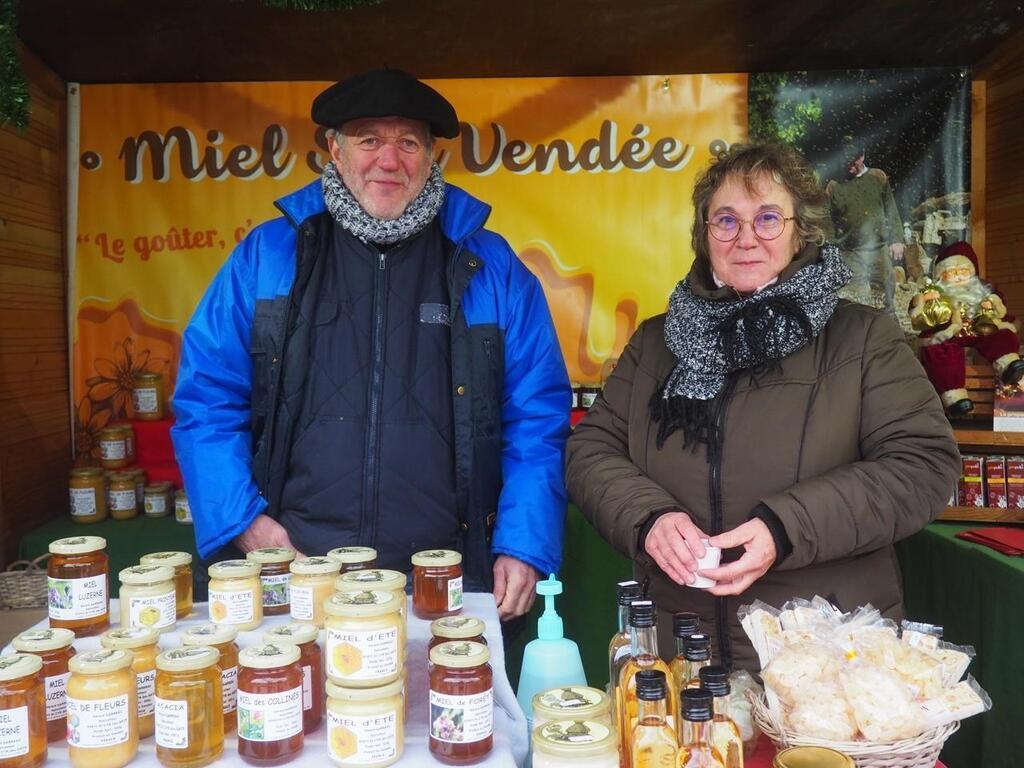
[131,417,183,488]
[747,734,946,767]
[956,527,1024,556]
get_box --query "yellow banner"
[73,75,747,457]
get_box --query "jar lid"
[143,484,169,493]
[326,677,404,702]
[263,623,319,646]
[109,472,134,483]
[533,720,616,757]
[12,627,76,653]
[324,590,399,618]
[49,535,106,555]
[325,546,378,565]
[181,622,238,646]
[70,467,104,478]
[98,427,125,438]
[532,686,610,720]
[246,547,297,565]
[69,649,133,674]
[773,747,856,768]
[208,559,259,579]
[157,646,220,672]
[0,653,43,681]
[100,626,159,650]
[335,568,407,593]
[429,641,490,668]
[125,467,146,478]
[175,490,188,500]
[119,564,175,585]
[290,556,342,576]
[430,616,486,640]
[238,643,301,670]
[155,481,175,491]
[135,372,161,382]
[411,549,462,567]
[140,551,193,567]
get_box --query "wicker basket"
[0,554,49,610]
[748,690,958,768]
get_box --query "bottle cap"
[238,643,301,669]
[682,687,714,721]
[628,600,656,628]
[699,665,731,697]
[684,633,711,661]
[181,623,238,646]
[100,626,159,649]
[410,549,461,567]
[429,641,490,668]
[69,649,133,675]
[536,573,568,640]
[0,653,43,681]
[430,616,486,640]
[263,623,319,646]
[673,612,700,638]
[118,564,174,585]
[157,646,220,672]
[12,628,75,653]
[532,686,610,722]
[245,547,296,565]
[635,669,667,701]
[324,589,399,618]
[616,580,643,606]
[141,551,193,567]
[336,568,407,593]
[289,556,342,576]
[326,546,378,565]
[49,536,106,555]
[208,559,260,579]
[533,720,616,758]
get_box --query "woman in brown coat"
[566,142,960,671]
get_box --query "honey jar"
[181,624,239,733]
[325,547,377,573]
[207,560,262,631]
[140,551,194,619]
[100,626,159,740]
[66,649,138,768]
[0,653,47,768]
[132,372,165,420]
[11,628,76,743]
[428,641,493,764]
[532,719,618,768]
[47,536,109,636]
[97,427,128,470]
[412,549,463,620]
[68,468,107,524]
[334,568,408,622]
[109,423,136,465]
[236,644,304,764]
[288,556,341,628]
[324,591,403,688]
[107,473,138,521]
[143,483,174,518]
[325,678,404,767]
[174,491,192,524]
[429,616,487,653]
[118,564,177,633]
[155,646,225,768]
[263,624,323,734]
[245,547,296,616]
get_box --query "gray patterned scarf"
[321,161,446,244]
[653,243,851,448]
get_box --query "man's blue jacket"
[171,180,570,586]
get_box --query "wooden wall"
[0,45,68,566]
[980,30,1024,312]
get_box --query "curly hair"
[691,141,828,265]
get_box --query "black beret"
[311,68,459,139]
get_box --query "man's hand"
[644,511,709,586]
[702,519,776,596]
[890,243,906,262]
[493,555,540,620]
[234,514,305,557]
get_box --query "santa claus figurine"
[910,241,1024,416]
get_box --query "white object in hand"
[689,540,721,589]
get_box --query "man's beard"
[944,278,991,310]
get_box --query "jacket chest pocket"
[468,324,503,437]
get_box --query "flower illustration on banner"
[73,394,112,462]
[86,337,169,419]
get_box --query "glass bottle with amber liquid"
[608,581,642,724]
[618,600,676,768]
[698,666,743,768]
[682,634,712,689]
[668,613,700,695]
[677,688,724,768]
[631,669,678,768]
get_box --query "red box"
[959,455,984,507]
[985,456,1007,509]
[1007,457,1024,509]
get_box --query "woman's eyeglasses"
[706,211,795,242]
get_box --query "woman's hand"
[703,519,776,595]
[644,511,709,586]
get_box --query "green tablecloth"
[19,515,199,582]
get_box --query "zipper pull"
[379,252,386,270]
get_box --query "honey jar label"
[154,697,188,749]
[302,665,312,711]
[133,387,159,414]
[237,686,303,742]
[70,488,98,516]
[447,576,464,611]
[137,670,156,716]
[261,574,291,608]
[289,584,315,620]
[48,575,107,620]
[110,489,136,512]
[208,588,255,625]
[429,689,493,743]
[175,501,192,523]
[328,707,399,763]
[222,666,238,713]
[45,672,71,722]
[0,706,28,759]
[128,590,176,630]
[144,496,167,515]
[99,440,126,461]
[66,693,130,748]
[327,626,400,682]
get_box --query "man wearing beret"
[172,69,571,619]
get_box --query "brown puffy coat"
[566,251,960,672]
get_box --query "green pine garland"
[0,0,28,131]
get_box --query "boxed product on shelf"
[1007,457,1024,509]
[958,455,985,507]
[984,456,1008,509]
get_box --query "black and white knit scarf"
[652,243,851,449]
[321,161,446,244]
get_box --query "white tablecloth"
[5,593,529,767]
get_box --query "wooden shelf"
[940,506,1024,523]
[952,428,1024,452]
